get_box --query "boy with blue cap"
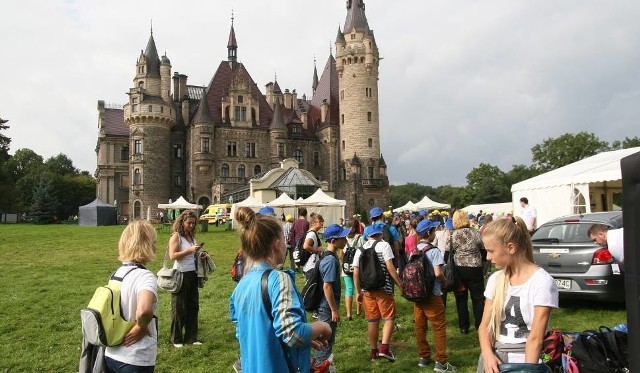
[312,224,351,373]
[352,223,403,363]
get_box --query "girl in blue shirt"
[230,207,331,373]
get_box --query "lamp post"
[113,199,119,225]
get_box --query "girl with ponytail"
[476,217,558,373]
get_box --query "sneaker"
[378,348,396,362]
[192,341,203,346]
[394,323,401,331]
[232,359,242,373]
[418,357,433,367]
[312,359,332,373]
[173,343,184,348]
[434,361,457,372]
[370,349,379,361]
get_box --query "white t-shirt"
[105,265,158,366]
[607,228,624,263]
[520,205,537,231]
[173,234,197,272]
[352,239,396,294]
[484,268,558,345]
[302,231,321,273]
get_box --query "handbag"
[442,232,461,292]
[157,244,183,293]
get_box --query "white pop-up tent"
[511,147,640,226]
[393,201,417,213]
[229,196,264,226]
[415,196,451,210]
[267,192,297,218]
[157,196,202,210]
[297,189,346,225]
[462,202,514,216]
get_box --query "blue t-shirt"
[374,221,401,243]
[230,262,313,373]
[417,243,445,296]
[318,252,340,309]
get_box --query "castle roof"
[335,26,345,44]
[192,88,213,124]
[312,61,319,92]
[102,108,127,137]
[307,55,339,127]
[227,24,238,48]
[144,32,161,78]
[344,0,370,33]
[273,80,282,94]
[270,98,286,130]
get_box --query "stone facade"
[95,1,389,220]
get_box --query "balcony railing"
[362,178,383,187]
[220,177,248,184]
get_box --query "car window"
[533,223,593,243]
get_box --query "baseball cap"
[419,209,429,216]
[369,206,383,219]
[363,224,383,238]
[444,218,454,230]
[416,219,440,235]
[258,206,276,216]
[324,224,352,242]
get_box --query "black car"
[531,211,624,302]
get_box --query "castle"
[95,0,389,221]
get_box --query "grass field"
[0,223,627,372]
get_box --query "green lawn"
[0,224,627,372]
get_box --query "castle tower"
[124,29,175,219]
[269,97,287,168]
[336,0,389,214]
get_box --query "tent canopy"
[414,196,451,210]
[157,196,202,210]
[297,189,346,207]
[462,202,514,215]
[79,197,117,226]
[297,189,346,226]
[393,201,417,213]
[267,192,297,207]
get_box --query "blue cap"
[444,218,454,230]
[419,209,429,216]
[410,213,416,219]
[468,213,476,219]
[324,224,351,242]
[416,219,440,235]
[369,206,383,219]
[363,224,383,238]
[258,206,276,216]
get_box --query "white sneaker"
[173,343,184,348]
[192,341,203,346]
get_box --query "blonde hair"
[118,220,157,264]
[482,216,533,336]
[235,207,283,260]
[173,210,198,237]
[452,210,470,229]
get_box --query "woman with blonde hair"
[477,217,558,373]
[104,220,158,372]
[230,207,331,372]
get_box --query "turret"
[227,18,238,64]
[160,53,171,102]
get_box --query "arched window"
[254,165,262,176]
[348,57,352,64]
[238,164,246,178]
[138,81,144,89]
[198,197,210,208]
[360,57,364,63]
[342,140,345,150]
[293,149,304,164]
[133,168,141,184]
[368,138,373,147]
[221,163,229,178]
[134,201,142,219]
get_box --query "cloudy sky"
[2,0,639,186]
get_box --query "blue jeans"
[105,356,154,373]
[315,306,337,364]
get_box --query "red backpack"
[401,244,436,302]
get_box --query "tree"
[531,132,609,172]
[44,153,78,176]
[506,164,540,186]
[465,163,511,204]
[610,136,640,150]
[30,175,57,223]
[0,118,9,162]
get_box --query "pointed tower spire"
[144,27,161,78]
[344,0,370,33]
[312,56,319,93]
[192,89,213,124]
[227,11,238,63]
[270,97,286,130]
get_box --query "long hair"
[235,207,284,261]
[173,210,198,237]
[347,217,360,238]
[118,220,157,264]
[482,216,533,336]
[452,210,471,229]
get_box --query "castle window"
[160,106,163,113]
[227,141,237,156]
[341,114,344,124]
[148,105,152,112]
[238,164,246,178]
[292,125,302,133]
[221,163,230,177]
[348,58,352,64]
[369,41,372,48]
[174,144,182,159]
[366,87,372,97]
[368,167,374,179]
[174,174,182,187]
[342,140,345,150]
[360,57,364,63]
[238,95,244,103]
[134,140,142,154]
[138,81,144,89]
[313,152,319,166]
[120,146,129,162]
[202,138,210,153]
[133,168,141,185]
[132,98,138,113]
[340,90,344,100]
[341,167,346,181]
[368,138,373,147]
[120,174,129,188]
[278,143,285,158]
[235,106,247,121]
[246,142,256,158]
[254,165,262,176]
[351,33,356,40]
[367,112,372,122]
[134,201,141,219]
[293,149,304,165]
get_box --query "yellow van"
[199,204,232,225]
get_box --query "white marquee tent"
[297,189,346,225]
[511,147,640,226]
[157,196,202,210]
[393,201,417,213]
[462,202,514,216]
[414,196,451,210]
[267,192,297,218]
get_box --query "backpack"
[381,224,394,247]
[301,251,336,311]
[292,230,318,267]
[442,232,460,292]
[80,265,140,347]
[358,241,386,291]
[541,329,565,371]
[231,250,245,282]
[570,326,629,373]
[342,234,360,277]
[261,270,296,373]
[401,244,436,302]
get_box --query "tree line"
[0,118,95,223]
[390,132,640,209]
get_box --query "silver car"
[531,211,624,302]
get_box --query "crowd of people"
[97,198,561,373]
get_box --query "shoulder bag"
[157,236,183,293]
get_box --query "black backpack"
[300,251,336,311]
[381,224,394,247]
[342,234,360,277]
[231,251,245,282]
[358,241,386,291]
[570,327,628,373]
[292,230,318,266]
[401,244,436,302]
